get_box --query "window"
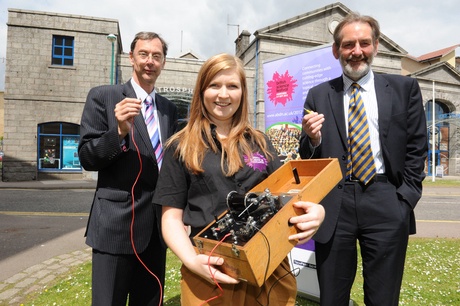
[38,122,81,171]
[51,35,74,66]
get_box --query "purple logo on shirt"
[244,152,268,172]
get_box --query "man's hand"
[114,98,142,139]
[302,111,324,146]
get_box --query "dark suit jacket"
[78,81,178,254]
[299,73,427,244]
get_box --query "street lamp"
[106,34,117,85]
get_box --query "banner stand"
[289,240,354,306]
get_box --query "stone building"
[405,49,460,176]
[3,9,121,181]
[235,2,460,176]
[2,2,459,181]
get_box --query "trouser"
[91,232,166,306]
[316,180,410,306]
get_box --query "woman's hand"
[162,206,239,285]
[184,254,240,285]
[288,201,325,245]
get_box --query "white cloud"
[0,0,459,90]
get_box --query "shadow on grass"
[164,295,181,306]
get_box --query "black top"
[153,128,281,236]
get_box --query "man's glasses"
[137,52,164,62]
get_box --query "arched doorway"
[425,99,453,176]
[158,90,192,131]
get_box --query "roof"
[415,44,460,63]
[177,50,201,60]
[408,61,460,81]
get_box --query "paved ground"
[0,178,458,305]
[0,180,95,305]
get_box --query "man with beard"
[299,12,427,306]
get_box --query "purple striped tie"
[144,95,163,169]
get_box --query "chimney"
[235,30,251,56]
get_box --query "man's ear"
[129,51,134,66]
[373,40,379,56]
[332,43,339,59]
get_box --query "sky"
[0,0,459,91]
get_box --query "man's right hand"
[115,98,142,138]
[302,111,324,147]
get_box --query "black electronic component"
[198,189,292,245]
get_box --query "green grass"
[21,238,460,305]
[349,238,460,305]
[423,178,459,187]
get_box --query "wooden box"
[193,158,342,286]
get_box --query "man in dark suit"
[299,13,427,306]
[78,32,178,306]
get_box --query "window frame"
[51,35,75,66]
[37,122,81,171]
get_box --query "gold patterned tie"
[346,83,376,184]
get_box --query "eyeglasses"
[137,52,164,62]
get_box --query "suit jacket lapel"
[133,114,154,154]
[374,75,392,141]
[122,82,156,160]
[155,94,170,143]
[328,77,348,148]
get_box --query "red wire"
[129,123,163,306]
[199,232,232,306]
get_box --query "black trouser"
[91,231,166,306]
[315,179,410,306]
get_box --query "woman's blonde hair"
[166,53,273,176]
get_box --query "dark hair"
[333,12,380,47]
[130,31,168,57]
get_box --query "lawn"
[21,237,460,305]
[422,178,459,187]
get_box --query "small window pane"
[41,123,60,134]
[62,123,79,135]
[39,136,61,169]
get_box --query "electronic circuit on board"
[197,189,293,246]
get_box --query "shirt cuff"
[309,136,321,150]
[120,139,128,152]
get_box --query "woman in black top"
[153,53,325,305]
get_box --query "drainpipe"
[253,39,259,128]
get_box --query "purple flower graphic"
[244,152,268,172]
[266,70,298,106]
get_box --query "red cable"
[129,123,163,306]
[199,232,232,306]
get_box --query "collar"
[343,70,374,93]
[130,78,156,103]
